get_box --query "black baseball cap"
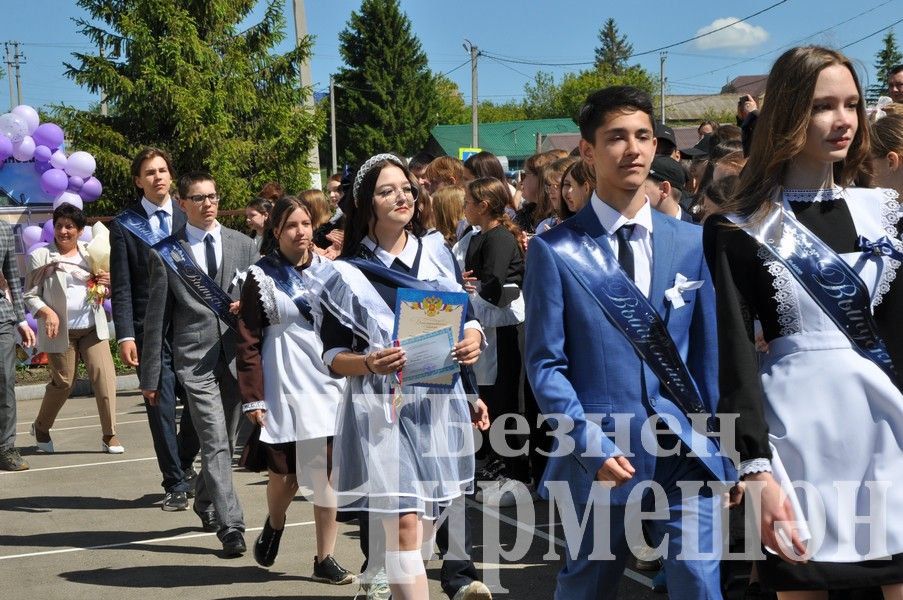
[648,155,686,191]
[681,134,714,159]
[654,122,677,146]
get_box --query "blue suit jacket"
[524,203,733,505]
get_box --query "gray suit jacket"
[0,221,26,326]
[139,225,257,390]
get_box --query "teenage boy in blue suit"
[524,86,734,599]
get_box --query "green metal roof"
[429,118,578,160]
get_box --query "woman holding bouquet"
[25,203,122,454]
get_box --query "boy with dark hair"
[524,86,734,599]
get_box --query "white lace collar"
[782,185,844,203]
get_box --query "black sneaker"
[475,457,505,481]
[184,468,198,499]
[0,447,28,471]
[162,491,189,511]
[312,554,356,585]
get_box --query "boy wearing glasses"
[140,171,258,557]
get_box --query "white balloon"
[12,135,35,161]
[65,150,97,179]
[49,149,68,170]
[53,191,83,210]
[0,112,28,143]
[11,105,39,134]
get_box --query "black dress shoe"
[253,517,284,567]
[194,507,221,532]
[221,531,246,557]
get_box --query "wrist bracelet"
[364,353,377,374]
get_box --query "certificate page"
[394,288,467,387]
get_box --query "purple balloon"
[32,123,64,149]
[0,135,11,161]
[40,168,69,197]
[41,220,54,243]
[66,151,96,179]
[79,227,93,242]
[67,175,84,193]
[33,161,51,174]
[80,177,103,202]
[25,312,37,332]
[27,241,48,256]
[102,299,112,314]
[22,225,42,248]
[33,145,52,163]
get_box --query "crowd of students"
[3,44,903,600]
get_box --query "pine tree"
[594,18,634,76]
[869,31,903,103]
[56,0,321,215]
[334,0,437,164]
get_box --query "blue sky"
[1,0,901,113]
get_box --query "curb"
[15,373,140,401]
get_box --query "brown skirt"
[238,424,296,475]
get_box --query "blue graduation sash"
[154,237,239,332]
[255,253,313,324]
[115,209,166,247]
[727,206,899,389]
[542,224,710,421]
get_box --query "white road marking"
[0,456,158,475]
[0,520,316,561]
[16,419,147,435]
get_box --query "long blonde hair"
[729,46,872,218]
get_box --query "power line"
[672,0,895,83]
[483,55,535,80]
[840,16,903,49]
[480,0,789,68]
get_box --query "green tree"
[334,0,437,163]
[433,74,469,126]
[594,18,634,75]
[478,99,528,123]
[56,0,320,215]
[519,67,657,121]
[869,30,903,102]
[523,71,559,119]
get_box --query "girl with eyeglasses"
[304,154,490,599]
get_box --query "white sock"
[385,549,425,585]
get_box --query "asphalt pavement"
[0,388,661,600]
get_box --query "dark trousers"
[0,321,17,450]
[356,497,479,598]
[138,335,199,493]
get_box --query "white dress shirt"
[184,221,223,277]
[140,196,174,237]
[590,192,654,298]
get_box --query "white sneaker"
[474,476,524,508]
[453,581,492,600]
[356,567,391,600]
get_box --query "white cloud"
[694,17,769,51]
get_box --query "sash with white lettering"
[154,237,239,332]
[114,210,166,247]
[726,205,899,389]
[543,224,709,419]
[255,253,313,324]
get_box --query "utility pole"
[464,40,479,147]
[3,44,13,111]
[99,44,109,117]
[292,0,322,189]
[659,51,667,124]
[329,74,337,175]
[10,42,25,106]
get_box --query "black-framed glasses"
[187,193,220,204]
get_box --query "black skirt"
[759,551,903,591]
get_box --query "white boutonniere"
[228,268,247,293]
[665,273,703,308]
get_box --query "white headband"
[353,153,407,206]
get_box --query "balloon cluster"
[0,105,103,209]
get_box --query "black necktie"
[154,210,170,235]
[615,223,636,281]
[204,233,217,279]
